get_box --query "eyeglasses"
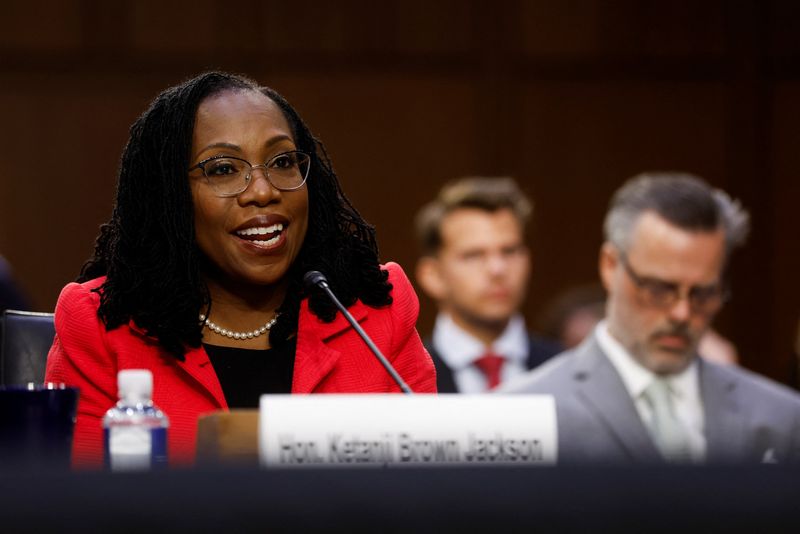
[618,251,728,314]
[189,150,311,197]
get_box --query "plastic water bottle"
[103,369,169,471]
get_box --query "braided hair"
[80,72,391,359]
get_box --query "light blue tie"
[642,378,692,463]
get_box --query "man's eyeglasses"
[189,150,311,197]
[618,251,728,314]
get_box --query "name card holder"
[259,394,557,468]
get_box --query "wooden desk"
[196,409,259,466]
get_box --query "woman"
[45,72,436,467]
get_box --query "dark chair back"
[0,310,55,386]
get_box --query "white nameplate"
[258,394,557,467]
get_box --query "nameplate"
[258,394,557,467]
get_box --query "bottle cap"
[117,369,153,402]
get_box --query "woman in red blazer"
[45,72,436,468]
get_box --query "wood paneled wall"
[1,0,798,384]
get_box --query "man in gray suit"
[502,173,800,464]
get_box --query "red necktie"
[474,351,505,390]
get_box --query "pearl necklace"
[199,313,278,340]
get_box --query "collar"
[300,297,369,341]
[595,320,699,400]
[432,313,528,370]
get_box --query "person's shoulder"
[381,262,417,305]
[498,347,578,394]
[54,277,106,327]
[382,261,410,290]
[706,360,800,410]
[57,276,105,306]
[527,332,564,362]
[377,261,419,329]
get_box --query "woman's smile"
[232,215,289,254]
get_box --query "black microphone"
[304,271,413,394]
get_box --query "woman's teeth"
[236,224,284,246]
[237,223,284,236]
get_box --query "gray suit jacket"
[500,334,800,464]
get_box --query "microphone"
[304,271,413,394]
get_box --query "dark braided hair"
[80,71,391,360]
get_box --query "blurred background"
[0,0,798,385]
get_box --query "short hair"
[415,177,532,255]
[80,71,390,359]
[603,172,750,256]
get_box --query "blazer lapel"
[129,320,227,409]
[572,337,662,463]
[292,300,368,393]
[700,359,745,463]
[175,344,228,409]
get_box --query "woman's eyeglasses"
[189,150,311,197]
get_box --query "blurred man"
[415,177,560,393]
[503,173,800,464]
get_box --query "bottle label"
[151,428,168,467]
[105,427,168,472]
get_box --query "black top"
[204,339,296,408]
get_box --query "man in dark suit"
[502,173,800,464]
[415,177,560,393]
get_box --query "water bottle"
[103,369,169,471]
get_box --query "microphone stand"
[305,271,413,395]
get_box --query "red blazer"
[45,262,436,468]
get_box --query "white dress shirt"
[595,321,706,462]
[432,313,529,393]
